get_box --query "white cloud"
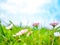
[1,0,52,14]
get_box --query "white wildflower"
[54,32,60,37]
[6,24,13,29]
[13,29,28,37]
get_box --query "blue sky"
[0,0,60,27]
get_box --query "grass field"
[0,21,60,45]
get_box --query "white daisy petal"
[54,32,60,37]
[13,29,28,37]
[6,24,13,30]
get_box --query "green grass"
[0,23,60,45]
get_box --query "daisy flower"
[54,32,60,37]
[6,24,13,30]
[50,22,58,28]
[13,29,28,37]
[33,22,39,27]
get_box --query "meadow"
[0,20,60,45]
